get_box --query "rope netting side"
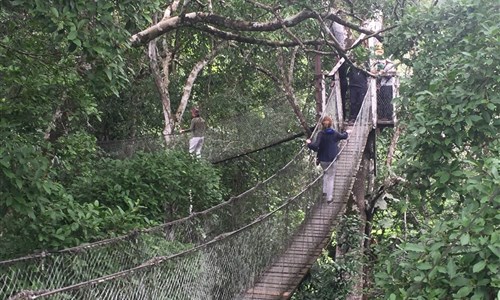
[9,80,373,300]
[331,78,374,207]
[97,98,303,162]
[0,151,315,299]
[14,176,324,300]
[0,87,340,299]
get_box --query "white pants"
[320,161,335,202]
[189,137,204,158]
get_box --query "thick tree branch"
[278,49,311,136]
[149,35,174,143]
[131,9,379,46]
[303,48,337,55]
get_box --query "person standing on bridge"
[180,107,206,158]
[347,64,368,124]
[306,116,348,203]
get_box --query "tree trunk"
[386,124,402,169]
[44,94,72,143]
[278,48,312,136]
[148,38,174,145]
[345,144,370,300]
[314,46,323,123]
[174,42,226,123]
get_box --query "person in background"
[377,59,396,120]
[306,116,348,203]
[180,107,206,158]
[347,64,368,124]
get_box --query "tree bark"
[44,94,72,143]
[278,48,312,137]
[174,42,227,123]
[148,2,226,145]
[131,10,378,47]
[149,37,174,145]
[386,124,402,169]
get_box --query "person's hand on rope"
[305,139,312,144]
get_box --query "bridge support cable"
[96,98,304,163]
[212,131,306,165]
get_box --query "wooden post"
[314,48,323,123]
[321,74,326,119]
[393,76,400,124]
[369,77,377,128]
[334,71,344,128]
[363,18,382,128]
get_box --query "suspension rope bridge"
[1,65,383,299]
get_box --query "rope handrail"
[1,66,353,300]
[0,89,339,300]
[10,77,375,300]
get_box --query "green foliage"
[0,131,55,222]
[69,150,226,222]
[374,0,500,298]
[376,163,500,299]
[49,131,101,182]
[0,0,163,141]
[0,131,141,256]
[0,119,227,257]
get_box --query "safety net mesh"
[2,68,375,300]
[96,98,303,163]
[13,178,322,300]
[1,97,328,300]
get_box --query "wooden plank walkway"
[241,123,371,300]
[241,202,339,300]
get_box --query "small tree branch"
[193,24,323,47]
[163,0,181,19]
[346,25,397,51]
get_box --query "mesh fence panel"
[18,178,321,300]
[2,67,373,300]
[1,93,339,299]
[376,74,396,121]
[97,99,303,163]
[11,79,374,300]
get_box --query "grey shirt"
[188,117,206,137]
